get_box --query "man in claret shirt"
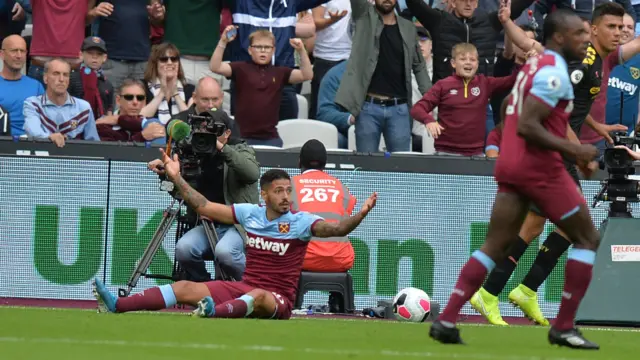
[410,43,517,156]
[94,167,377,320]
[27,0,89,84]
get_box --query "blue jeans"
[355,101,411,152]
[338,131,348,149]
[174,224,246,281]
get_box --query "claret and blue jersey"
[231,204,323,304]
[497,50,575,181]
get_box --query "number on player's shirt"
[300,187,340,203]
[506,71,529,116]
[506,62,573,116]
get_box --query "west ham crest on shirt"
[278,222,290,234]
[70,120,78,129]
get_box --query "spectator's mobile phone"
[227,27,237,40]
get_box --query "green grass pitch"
[1,306,639,360]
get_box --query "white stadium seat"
[297,94,309,119]
[277,119,338,149]
[223,91,231,115]
[301,80,311,96]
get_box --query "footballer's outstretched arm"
[312,192,377,237]
[171,176,235,224]
[160,149,235,224]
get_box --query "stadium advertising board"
[0,156,619,318]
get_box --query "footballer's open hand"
[359,192,378,216]
[159,148,181,181]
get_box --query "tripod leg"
[119,208,179,297]
[201,220,234,282]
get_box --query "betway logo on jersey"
[609,77,638,96]
[247,236,290,256]
[299,178,336,185]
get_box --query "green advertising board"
[0,156,620,317]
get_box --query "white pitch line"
[0,336,592,360]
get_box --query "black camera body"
[174,110,227,182]
[594,131,640,218]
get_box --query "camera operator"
[148,76,260,282]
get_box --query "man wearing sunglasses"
[95,78,166,144]
[146,76,260,282]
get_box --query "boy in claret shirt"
[410,43,517,156]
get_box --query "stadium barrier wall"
[0,138,632,318]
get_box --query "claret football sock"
[483,236,529,296]
[554,248,595,331]
[521,232,571,292]
[439,250,496,324]
[213,294,254,318]
[115,284,176,313]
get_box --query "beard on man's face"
[375,0,396,14]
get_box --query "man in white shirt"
[311,0,352,119]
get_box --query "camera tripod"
[118,198,235,297]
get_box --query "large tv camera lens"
[186,111,227,155]
[603,147,634,172]
[191,132,218,154]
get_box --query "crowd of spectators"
[1,0,640,155]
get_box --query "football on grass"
[392,287,431,322]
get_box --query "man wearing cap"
[291,139,357,312]
[147,76,260,282]
[69,36,115,120]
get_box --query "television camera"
[593,131,640,218]
[172,110,228,183]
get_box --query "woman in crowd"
[140,42,194,124]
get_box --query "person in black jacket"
[406,0,535,84]
[489,24,536,126]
